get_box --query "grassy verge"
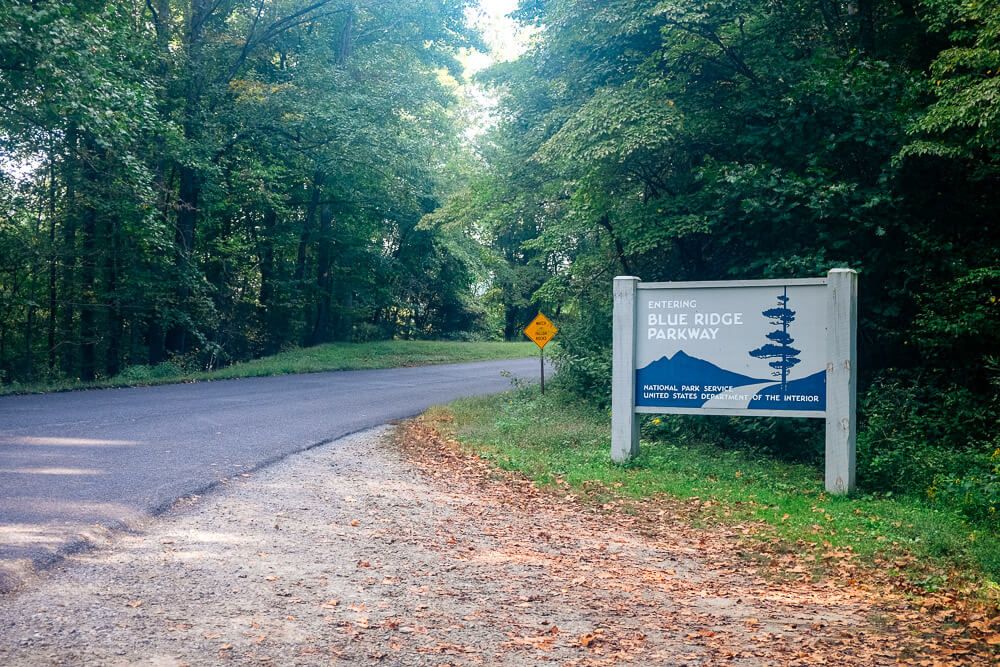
[432,386,1000,598]
[0,341,537,396]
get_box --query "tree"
[749,290,801,394]
[0,0,484,384]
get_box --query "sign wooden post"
[611,269,857,494]
[612,277,640,462]
[523,312,558,394]
[825,269,857,494]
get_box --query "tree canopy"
[1,0,482,383]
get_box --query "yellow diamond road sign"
[524,312,558,349]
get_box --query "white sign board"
[612,271,857,494]
[636,281,826,417]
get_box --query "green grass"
[0,341,537,396]
[434,386,1000,594]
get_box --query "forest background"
[1,0,997,525]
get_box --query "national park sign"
[636,282,826,416]
[611,270,858,494]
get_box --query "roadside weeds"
[0,341,536,397]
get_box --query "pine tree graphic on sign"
[749,287,801,397]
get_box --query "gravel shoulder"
[0,426,980,665]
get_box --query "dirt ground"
[0,425,992,665]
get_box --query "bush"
[931,447,1000,531]
[641,413,824,464]
[112,361,184,384]
[548,304,614,406]
[551,347,612,406]
[858,373,999,529]
[351,322,392,343]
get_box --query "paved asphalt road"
[0,358,538,588]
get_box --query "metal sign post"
[611,270,857,494]
[540,347,545,394]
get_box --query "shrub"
[931,445,1000,531]
[112,361,184,384]
[858,374,998,509]
[548,304,614,406]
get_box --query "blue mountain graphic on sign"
[636,351,825,411]
[635,351,767,408]
[639,351,766,386]
[750,370,827,411]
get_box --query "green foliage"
[549,299,614,407]
[0,341,535,395]
[910,268,1000,371]
[439,0,1000,526]
[645,414,825,466]
[858,379,988,491]
[0,0,488,386]
[934,461,1000,532]
[113,362,185,384]
[859,368,1000,529]
[3,0,998,529]
[912,0,1000,158]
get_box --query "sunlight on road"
[0,467,106,476]
[0,436,140,447]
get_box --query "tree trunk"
[855,0,876,56]
[78,143,99,382]
[308,203,335,346]
[165,164,199,355]
[258,208,276,310]
[503,303,518,342]
[816,0,848,57]
[337,8,354,66]
[257,208,279,353]
[60,128,79,377]
[176,165,198,257]
[147,319,166,365]
[104,218,122,377]
[0,321,6,383]
[597,214,633,274]
[166,0,207,356]
[334,286,353,341]
[24,305,34,382]
[294,172,322,283]
[47,145,58,373]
